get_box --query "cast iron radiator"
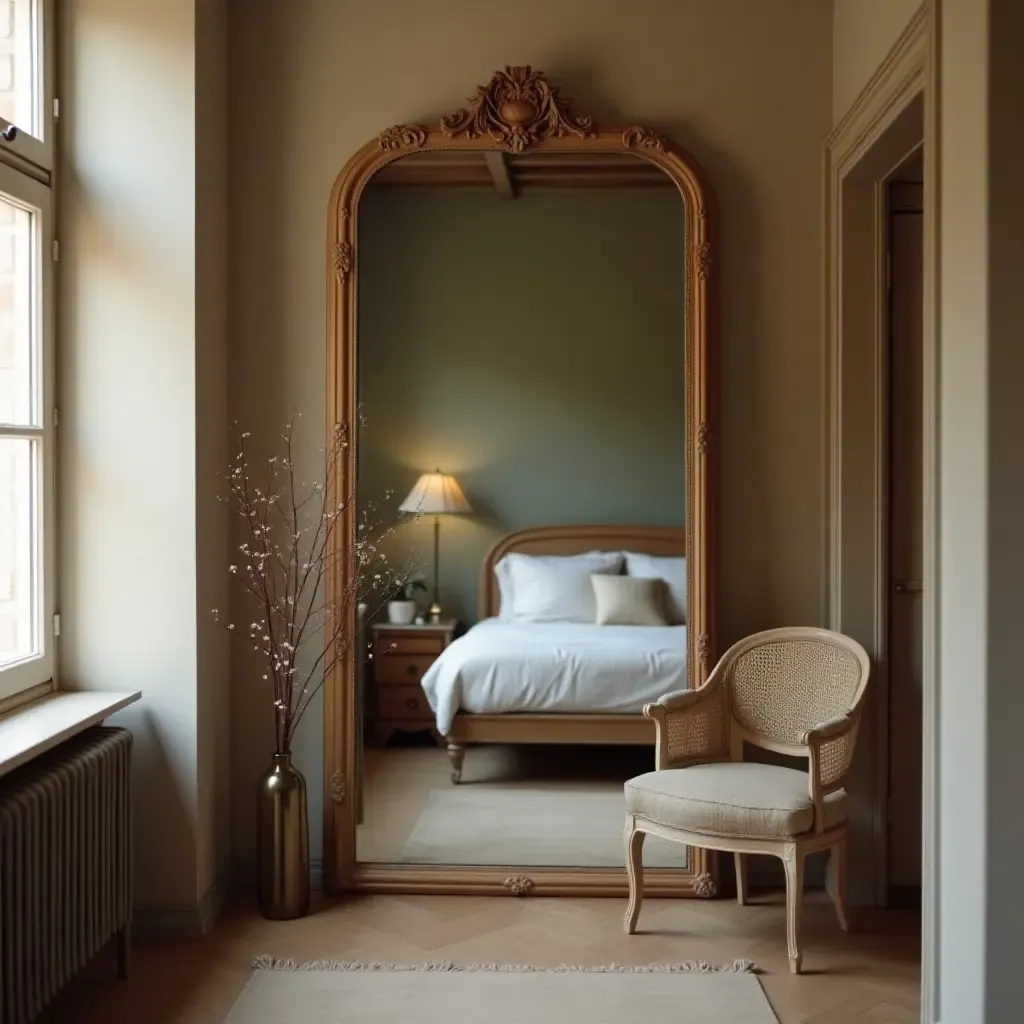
[0,726,132,1023]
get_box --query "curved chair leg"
[734,853,749,906]
[826,836,849,932]
[782,844,805,974]
[623,814,645,934]
[446,742,465,784]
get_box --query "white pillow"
[624,552,687,624]
[592,575,668,626]
[494,556,515,620]
[497,551,624,623]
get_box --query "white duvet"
[420,618,688,734]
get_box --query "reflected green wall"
[358,187,687,625]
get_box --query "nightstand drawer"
[378,685,434,721]
[375,654,436,685]
[376,635,445,656]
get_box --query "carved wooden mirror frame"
[324,67,717,897]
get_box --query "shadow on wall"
[226,3,293,876]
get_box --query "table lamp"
[399,469,472,622]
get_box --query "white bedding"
[420,618,688,734]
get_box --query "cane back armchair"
[622,627,871,974]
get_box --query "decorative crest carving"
[329,769,346,804]
[693,872,717,898]
[622,126,668,153]
[378,124,427,151]
[503,875,534,896]
[441,66,594,153]
[697,633,711,667]
[697,422,711,455]
[333,241,353,282]
[697,241,712,281]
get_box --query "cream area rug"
[225,961,778,1024]
[399,788,689,868]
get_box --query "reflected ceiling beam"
[483,151,516,199]
[368,151,673,190]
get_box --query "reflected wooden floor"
[57,891,921,1023]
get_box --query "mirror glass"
[354,149,690,870]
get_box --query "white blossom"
[214,417,422,752]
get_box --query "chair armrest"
[643,673,729,769]
[800,715,853,746]
[802,713,859,833]
[646,688,707,714]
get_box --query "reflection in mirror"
[354,151,689,870]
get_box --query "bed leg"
[446,742,465,784]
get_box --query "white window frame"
[0,160,53,701]
[0,0,54,175]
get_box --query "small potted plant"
[387,578,426,625]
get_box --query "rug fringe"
[252,957,757,975]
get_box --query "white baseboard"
[198,867,233,934]
[134,865,234,940]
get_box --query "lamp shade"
[398,470,472,515]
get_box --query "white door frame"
[823,4,937,1020]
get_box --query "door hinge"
[53,613,61,637]
[885,249,891,290]
[51,238,59,262]
[53,407,59,427]
[53,97,60,121]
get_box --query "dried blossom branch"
[214,416,420,752]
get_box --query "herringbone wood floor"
[57,891,920,1023]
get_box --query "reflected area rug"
[399,788,689,867]
[224,960,779,1023]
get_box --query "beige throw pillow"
[591,574,668,626]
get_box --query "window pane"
[0,436,37,668]
[0,1,38,140]
[0,193,32,424]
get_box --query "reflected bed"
[437,524,688,782]
[422,619,687,732]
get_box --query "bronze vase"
[256,752,310,920]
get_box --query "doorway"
[885,154,923,909]
[824,6,937,1016]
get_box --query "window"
[0,0,50,701]
[0,0,53,174]
[0,167,51,700]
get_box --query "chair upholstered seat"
[624,762,848,840]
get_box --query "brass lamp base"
[428,602,442,624]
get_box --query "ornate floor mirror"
[324,68,716,898]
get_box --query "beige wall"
[58,0,230,923]
[938,0,986,1007]
[832,0,921,124]
[358,187,687,624]
[981,0,1024,1009]
[938,0,1024,1016]
[228,0,833,864]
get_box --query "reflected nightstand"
[370,620,456,746]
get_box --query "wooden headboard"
[478,524,686,620]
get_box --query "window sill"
[0,690,141,779]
